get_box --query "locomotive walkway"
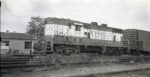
[2,63,150,77]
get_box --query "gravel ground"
[1,63,150,77]
[100,70,150,77]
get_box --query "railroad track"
[1,55,150,74]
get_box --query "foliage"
[26,16,45,37]
[26,16,46,54]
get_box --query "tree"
[26,16,46,54]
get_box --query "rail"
[1,55,150,68]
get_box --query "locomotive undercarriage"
[129,49,150,56]
[46,44,150,56]
[53,44,80,55]
[47,44,129,56]
[46,40,150,56]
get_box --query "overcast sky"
[1,0,150,33]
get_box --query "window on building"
[6,42,9,46]
[5,41,9,46]
[75,25,81,31]
[24,42,32,49]
[1,41,9,46]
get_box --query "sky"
[1,0,150,33]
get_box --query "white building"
[0,32,36,55]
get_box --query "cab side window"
[75,25,81,31]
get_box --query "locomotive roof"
[45,17,123,33]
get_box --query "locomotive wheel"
[55,48,63,54]
[63,48,72,55]
[55,46,80,55]
[74,49,80,54]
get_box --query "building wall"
[1,39,36,54]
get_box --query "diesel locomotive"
[43,17,150,56]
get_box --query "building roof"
[124,29,150,33]
[0,32,36,40]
